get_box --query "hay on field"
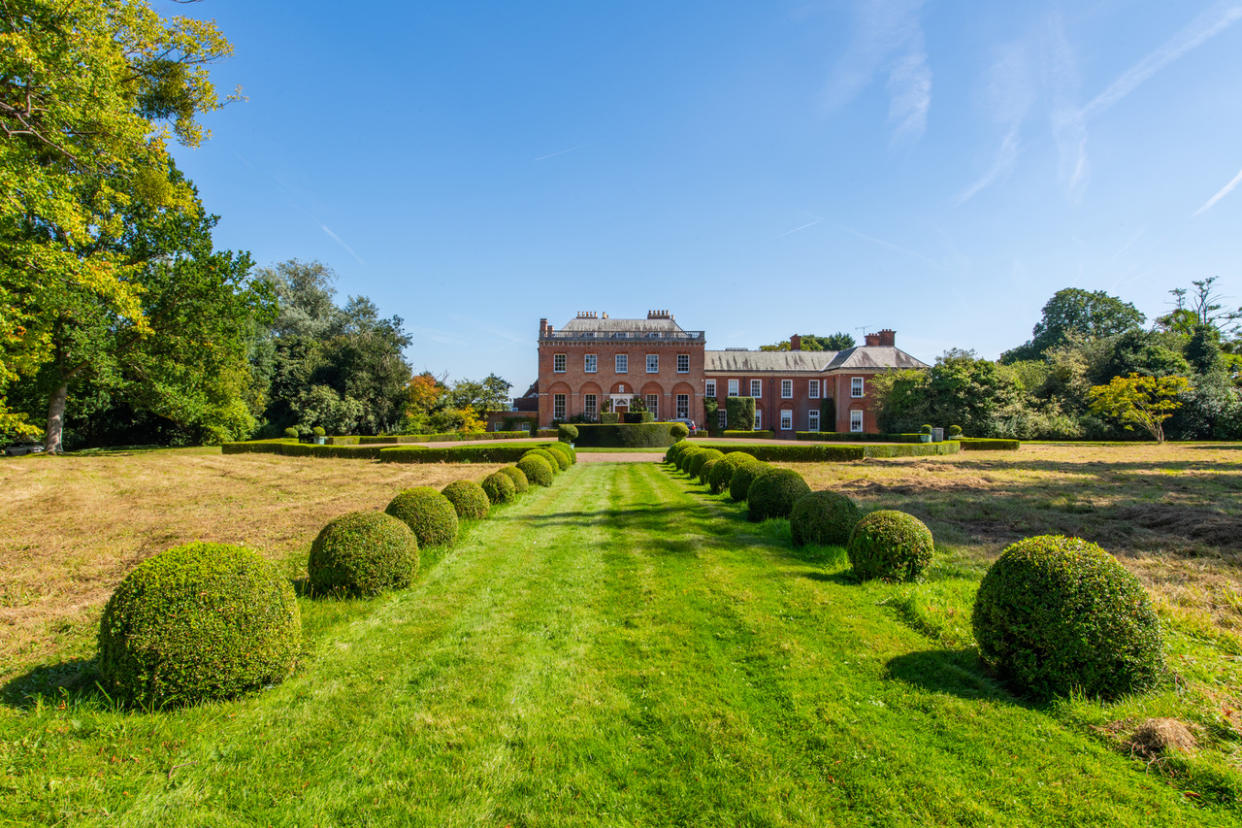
[1128,718,1197,758]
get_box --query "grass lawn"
[2,456,1239,824]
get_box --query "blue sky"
[172,1,1242,393]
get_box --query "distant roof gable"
[706,346,928,373]
[560,315,685,333]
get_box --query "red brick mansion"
[531,310,928,435]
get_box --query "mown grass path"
[2,463,1235,825]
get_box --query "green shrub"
[312,426,326,437]
[700,458,721,488]
[677,446,705,474]
[500,465,529,493]
[790,491,860,547]
[747,468,811,521]
[721,430,774,439]
[385,487,459,547]
[571,423,679,447]
[517,454,554,487]
[707,451,755,494]
[482,471,517,504]
[725,396,756,430]
[558,423,578,443]
[847,510,933,582]
[544,442,573,470]
[523,448,562,474]
[670,422,690,440]
[664,441,687,465]
[97,543,300,707]
[378,444,543,463]
[359,431,531,444]
[442,480,490,520]
[795,432,924,443]
[690,448,723,482]
[973,535,1165,700]
[283,427,298,439]
[948,424,963,437]
[729,460,770,502]
[308,511,419,597]
[958,438,1020,451]
[920,424,933,434]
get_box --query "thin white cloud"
[534,146,580,162]
[1046,13,1088,198]
[824,0,931,141]
[778,217,823,238]
[957,127,1021,205]
[837,224,947,272]
[958,41,1034,203]
[320,225,365,266]
[1193,166,1242,216]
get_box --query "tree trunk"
[45,382,68,454]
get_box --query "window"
[677,354,690,373]
[809,379,820,399]
[754,409,763,430]
[718,410,727,429]
[616,354,628,373]
[705,379,716,397]
[850,409,864,432]
[851,377,864,398]
[676,394,689,418]
[808,409,820,432]
[584,394,597,421]
[646,354,659,373]
[780,410,792,431]
[553,394,566,421]
[645,394,659,417]
[584,354,597,373]
[553,353,566,373]
[727,379,739,397]
[747,379,759,398]
[781,379,793,399]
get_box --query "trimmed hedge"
[747,468,811,522]
[721,430,774,439]
[670,422,690,440]
[729,460,771,502]
[223,442,387,459]
[790,491,860,547]
[441,480,490,520]
[689,448,723,481]
[847,510,933,582]
[544,441,574,469]
[700,458,721,489]
[571,423,681,448]
[973,535,1164,700]
[517,454,554,487]
[958,438,1021,451]
[794,432,924,443]
[357,431,531,444]
[707,451,753,494]
[688,442,962,461]
[725,397,756,431]
[523,448,562,474]
[557,423,578,443]
[309,511,419,597]
[678,446,705,474]
[482,471,517,504]
[665,441,688,465]
[97,543,300,707]
[378,444,554,464]
[500,465,529,493]
[385,487,459,547]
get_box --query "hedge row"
[957,438,1021,451]
[794,432,925,443]
[719,430,775,439]
[223,441,388,459]
[379,444,558,464]
[571,423,682,448]
[355,431,531,445]
[688,442,962,462]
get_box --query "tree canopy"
[760,332,856,352]
[1002,289,1146,363]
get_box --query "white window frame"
[646,354,659,374]
[676,394,689,419]
[754,409,763,430]
[553,353,566,373]
[727,379,739,397]
[553,394,566,421]
[851,377,864,398]
[750,379,762,398]
[850,409,864,433]
[705,379,716,397]
[677,354,690,373]
[781,379,793,399]
[809,379,820,399]
[646,394,659,418]
[584,354,597,373]
[808,409,820,432]
[780,409,792,431]
[616,354,628,374]
[584,394,597,420]
[717,409,727,429]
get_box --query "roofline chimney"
[789,334,802,351]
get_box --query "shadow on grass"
[1,657,106,711]
[799,569,857,585]
[884,648,1017,704]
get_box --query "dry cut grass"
[0,447,501,676]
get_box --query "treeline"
[874,283,1242,440]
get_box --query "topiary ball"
[500,464,529,493]
[678,447,705,474]
[973,535,1165,700]
[543,442,572,470]
[309,511,419,597]
[707,452,748,494]
[442,479,490,520]
[517,454,554,487]
[847,510,933,582]
[523,448,561,475]
[665,441,688,465]
[700,458,721,488]
[790,491,860,547]
[670,422,690,440]
[97,543,300,707]
[690,448,723,482]
[553,440,576,464]
[385,487,459,547]
[729,460,770,502]
[283,427,298,439]
[557,423,578,442]
[482,471,517,504]
[747,467,812,522]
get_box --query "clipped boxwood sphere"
[98,543,300,707]
[678,446,705,474]
[973,535,1165,700]
[523,448,561,475]
[690,448,724,482]
[309,511,419,597]
[517,454,554,487]
[482,471,517,504]
[747,467,812,522]
[500,464,529,493]
[385,487,459,547]
[729,460,770,502]
[670,422,690,440]
[544,442,572,470]
[707,452,750,494]
[700,458,721,488]
[847,510,933,582]
[283,427,298,439]
[557,423,578,442]
[790,491,860,547]
[665,441,688,465]
[442,479,490,520]
[554,440,577,464]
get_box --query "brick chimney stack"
[539,318,551,337]
[878,329,895,347]
[864,332,881,347]
[789,334,802,351]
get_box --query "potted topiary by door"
[312,426,326,445]
[919,424,933,443]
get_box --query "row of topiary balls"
[95,443,576,708]
[664,440,1165,701]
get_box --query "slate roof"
[705,346,928,373]
[559,316,685,333]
